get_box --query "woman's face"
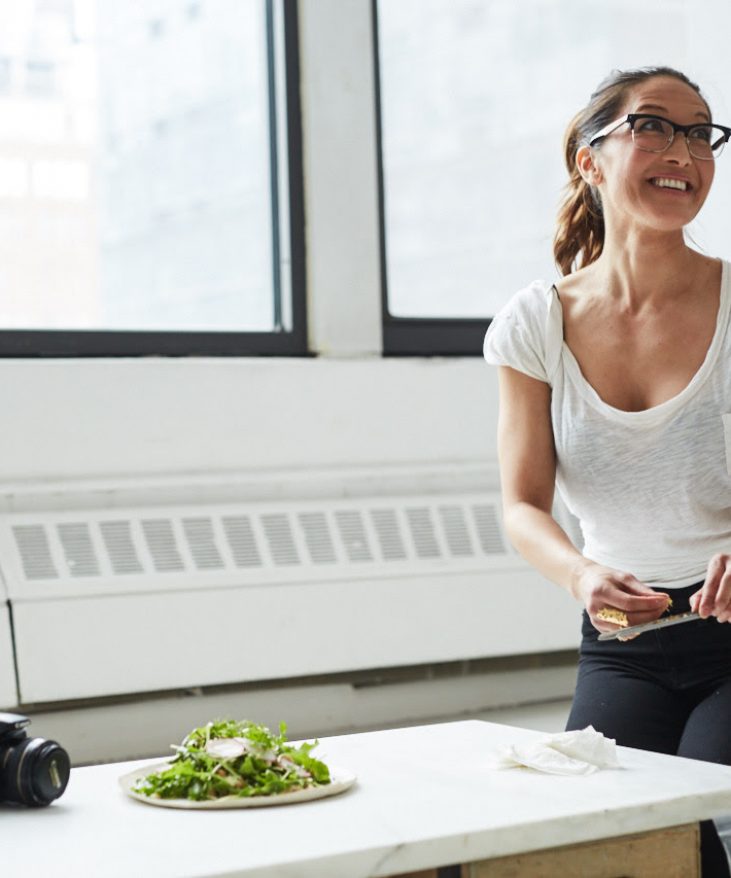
[585,76,716,235]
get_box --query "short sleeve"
[483,280,559,385]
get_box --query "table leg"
[461,822,700,878]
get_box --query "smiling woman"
[484,66,731,878]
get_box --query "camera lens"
[1,736,70,806]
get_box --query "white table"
[3,720,731,878]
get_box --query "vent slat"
[439,506,474,557]
[183,517,225,570]
[334,510,373,562]
[406,508,440,558]
[141,519,185,572]
[100,521,144,574]
[57,523,100,577]
[261,514,299,566]
[298,512,336,564]
[222,516,262,567]
[473,504,506,555]
[13,525,58,580]
[370,509,407,560]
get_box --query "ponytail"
[554,116,605,276]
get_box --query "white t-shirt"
[483,260,731,588]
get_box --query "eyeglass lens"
[632,117,726,159]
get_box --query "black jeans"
[566,582,731,878]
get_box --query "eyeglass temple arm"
[588,116,631,146]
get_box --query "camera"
[0,712,70,806]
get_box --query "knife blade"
[597,611,702,641]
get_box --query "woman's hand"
[690,554,731,622]
[573,559,671,634]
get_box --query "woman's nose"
[663,133,693,163]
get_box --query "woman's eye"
[636,118,664,133]
[690,126,712,143]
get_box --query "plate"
[119,762,357,810]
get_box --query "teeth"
[651,177,688,191]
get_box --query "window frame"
[0,0,308,359]
[372,0,491,357]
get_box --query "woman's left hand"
[690,553,731,622]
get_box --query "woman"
[484,67,731,876]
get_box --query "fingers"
[698,555,723,618]
[577,563,676,635]
[624,606,670,626]
[696,554,731,621]
[716,569,731,622]
[612,593,670,614]
[590,601,668,635]
[583,568,670,634]
[599,573,671,614]
[603,583,670,615]
[613,573,668,598]
[593,602,667,640]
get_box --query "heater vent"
[3,493,518,601]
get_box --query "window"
[375,0,705,355]
[0,0,305,356]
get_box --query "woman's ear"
[576,144,603,185]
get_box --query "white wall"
[0,358,495,484]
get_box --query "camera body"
[0,712,70,806]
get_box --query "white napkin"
[494,726,620,776]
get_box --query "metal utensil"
[597,611,701,641]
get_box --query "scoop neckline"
[553,258,730,423]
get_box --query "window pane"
[0,0,286,332]
[377,0,692,318]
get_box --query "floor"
[472,697,571,732]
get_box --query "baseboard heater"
[0,486,580,707]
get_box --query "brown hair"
[553,67,710,276]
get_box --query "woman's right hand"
[572,559,671,634]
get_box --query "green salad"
[132,720,331,801]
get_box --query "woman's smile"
[647,175,692,192]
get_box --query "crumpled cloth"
[494,725,620,776]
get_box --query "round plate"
[119,762,357,809]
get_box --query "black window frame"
[0,0,308,359]
[372,0,490,357]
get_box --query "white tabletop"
[3,720,731,878]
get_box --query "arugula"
[132,720,331,801]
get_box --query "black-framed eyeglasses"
[589,113,731,160]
